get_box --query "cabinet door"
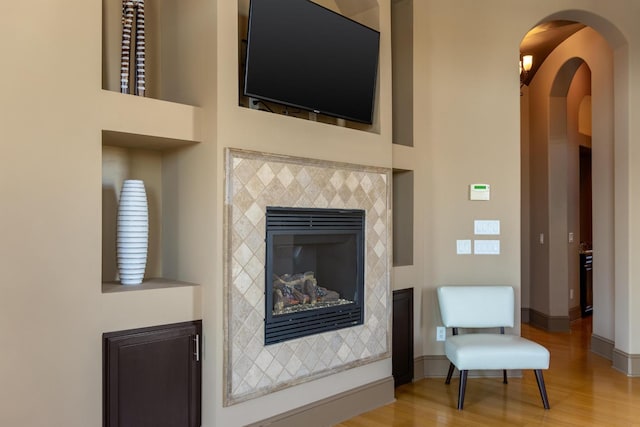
[103,320,202,427]
[392,288,414,387]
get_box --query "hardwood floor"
[337,318,640,426]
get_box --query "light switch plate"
[456,240,472,254]
[474,240,500,255]
[474,220,500,235]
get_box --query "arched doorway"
[520,13,628,370]
[545,58,591,327]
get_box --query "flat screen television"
[243,0,380,125]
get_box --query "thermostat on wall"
[470,183,490,201]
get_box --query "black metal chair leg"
[534,369,550,409]
[503,369,508,384]
[445,363,455,384]
[457,370,468,410]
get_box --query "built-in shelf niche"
[391,0,413,147]
[101,130,198,292]
[393,169,414,266]
[236,0,381,134]
[102,0,202,105]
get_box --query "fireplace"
[225,149,391,404]
[264,207,365,344]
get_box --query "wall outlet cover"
[436,326,446,341]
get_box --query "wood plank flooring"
[337,318,640,426]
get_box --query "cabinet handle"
[194,334,200,362]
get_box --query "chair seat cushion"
[445,334,550,370]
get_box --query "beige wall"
[413,0,525,357]
[521,85,532,310]
[2,1,102,425]
[3,0,640,426]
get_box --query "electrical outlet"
[436,326,446,341]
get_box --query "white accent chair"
[436,286,550,410]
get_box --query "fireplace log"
[273,281,301,305]
[317,288,339,302]
[272,272,342,312]
[303,279,317,305]
[292,288,310,304]
[273,288,284,313]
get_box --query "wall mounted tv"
[243,0,380,125]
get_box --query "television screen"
[243,0,380,124]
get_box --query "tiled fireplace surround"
[224,148,392,405]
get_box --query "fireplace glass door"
[265,207,365,344]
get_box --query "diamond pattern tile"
[224,149,392,406]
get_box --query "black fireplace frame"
[264,207,365,345]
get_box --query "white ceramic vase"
[117,180,148,285]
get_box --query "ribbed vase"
[117,180,148,285]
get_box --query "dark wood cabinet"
[392,288,414,387]
[103,320,202,427]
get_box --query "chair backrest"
[437,286,515,328]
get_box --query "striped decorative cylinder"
[117,180,148,285]
[120,0,146,96]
